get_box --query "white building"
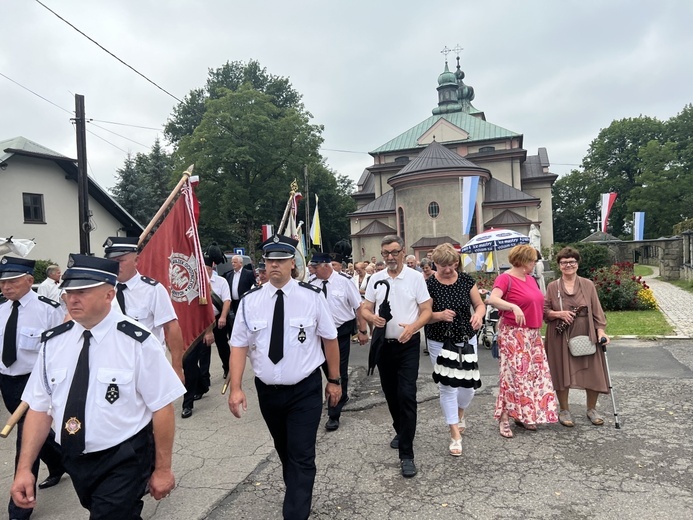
[0,136,143,266]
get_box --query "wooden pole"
[138,165,194,246]
[75,94,91,255]
[0,401,29,438]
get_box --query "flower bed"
[590,262,656,311]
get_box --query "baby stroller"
[477,304,500,351]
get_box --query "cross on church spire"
[440,46,451,60]
[452,44,463,57]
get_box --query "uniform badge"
[64,417,82,435]
[105,383,119,404]
[298,326,306,344]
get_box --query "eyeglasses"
[381,249,403,258]
[559,261,578,267]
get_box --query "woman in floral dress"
[487,245,558,438]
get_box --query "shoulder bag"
[558,285,596,357]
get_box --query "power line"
[34,0,182,103]
[85,129,129,154]
[90,119,162,131]
[88,122,150,149]
[0,71,72,115]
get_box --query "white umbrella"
[0,237,36,258]
[460,229,529,272]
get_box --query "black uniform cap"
[103,236,139,258]
[0,256,35,280]
[60,254,119,290]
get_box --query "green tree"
[552,169,598,242]
[581,116,665,236]
[112,154,151,226]
[174,85,324,256]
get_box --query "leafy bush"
[590,262,655,311]
[551,242,611,277]
[673,218,693,234]
[32,259,57,284]
[470,272,497,292]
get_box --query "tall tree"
[551,169,597,243]
[112,153,151,226]
[581,116,665,236]
[174,85,324,256]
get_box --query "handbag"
[557,285,596,357]
[568,335,597,357]
[432,326,481,389]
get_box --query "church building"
[349,51,557,267]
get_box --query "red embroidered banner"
[138,178,214,349]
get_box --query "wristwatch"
[358,329,368,334]
[327,377,341,385]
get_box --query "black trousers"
[212,321,230,375]
[62,424,154,520]
[182,342,204,409]
[255,370,322,520]
[0,373,65,520]
[321,320,355,420]
[376,333,420,460]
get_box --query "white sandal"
[449,437,462,457]
[458,415,466,434]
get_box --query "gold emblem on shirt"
[64,417,82,435]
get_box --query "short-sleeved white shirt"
[210,271,231,317]
[310,270,361,329]
[37,278,61,302]
[231,279,337,385]
[111,271,177,344]
[364,266,431,340]
[22,307,185,453]
[0,290,65,376]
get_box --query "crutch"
[600,337,621,429]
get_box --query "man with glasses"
[228,235,341,520]
[361,236,432,478]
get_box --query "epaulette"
[42,321,75,342]
[339,272,352,279]
[140,275,160,286]
[117,320,151,343]
[299,281,322,293]
[241,284,263,299]
[38,295,61,308]
[307,275,317,283]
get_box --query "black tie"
[62,330,92,457]
[2,301,20,367]
[321,280,328,298]
[116,283,127,313]
[268,289,284,364]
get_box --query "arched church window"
[479,146,495,153]
[398,207,406,244]
[428,201,440,219]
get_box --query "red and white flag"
[600,192,618,233]
[138,177,215,349]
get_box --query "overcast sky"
[2,0,692,192]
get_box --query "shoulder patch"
[38,295,61,308]
[339,272,352,279]
[241,284,263,299]
[42,321,75,342]
[117,321,151,343]
[299,281,322,293]
[140,275,160,286]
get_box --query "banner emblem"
[169,252,201,304]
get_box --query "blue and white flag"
[461,176,480,235]
[476,253,484,271]
[633,212,645,241]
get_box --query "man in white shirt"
[36,265,61,302]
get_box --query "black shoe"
[38,473,64,489]
[193,394,203,401]
[181,407,193,418]
[390,434,400,449]
[325,418,340,431]
[400,459,417,478]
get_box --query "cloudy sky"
[2,0,692,192]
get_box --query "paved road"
[1,271,692,519]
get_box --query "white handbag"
[567,335,596,357]
[558,286,596,357]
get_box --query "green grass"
[666,278,693,295]
[604,310,674,336]
[634,264,654,276]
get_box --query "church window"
[398,207,406,243]
[427,201,440,219]
[479,146,495,153]
[395,156,409,164]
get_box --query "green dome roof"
[437,62,456,86]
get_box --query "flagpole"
[277,179,298,235]
[138,165,194,246]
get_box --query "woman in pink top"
[487,245,558,438]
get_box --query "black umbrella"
[368,279,392,375]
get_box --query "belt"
[256,368,320,389]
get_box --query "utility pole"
[74,94,91,254]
